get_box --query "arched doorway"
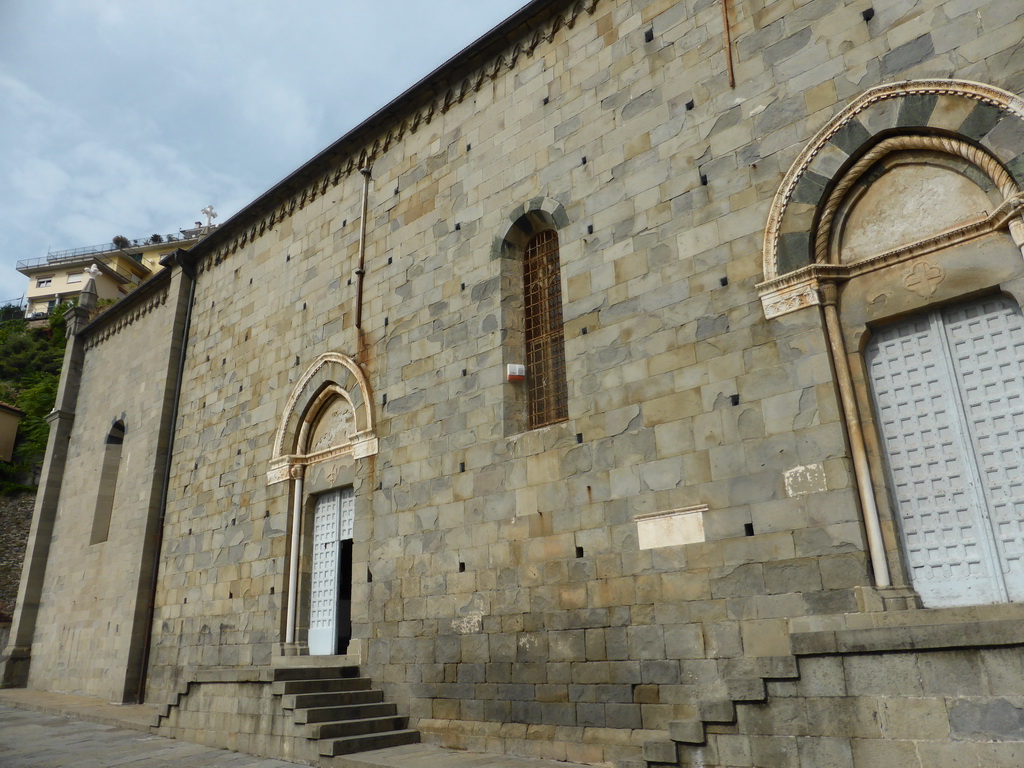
[758,79,1024,607]
[268,352,377,655]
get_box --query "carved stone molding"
[268,352,376,485]
[84,287,169,349]
[814,135,1019,265]
[758,277,823,320]
[762,79,1024,283]
[757,195,1024,317]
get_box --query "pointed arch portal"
[267,352,377,651]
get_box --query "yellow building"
[16,227,209,318]
[0,402,23,464]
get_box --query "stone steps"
[271,676,372,695]
[319,728,421,757]
[310,714,408,740]
[271,663,419,758]
[281,688,384,711]
[643,655,800,767]
[294,701,397,724]
[272,665,361,682]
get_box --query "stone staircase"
[642,656,801,766]
[273,664,420,758]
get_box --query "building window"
[66,272,83,284]
[523,230,568,428]
[36,277,53,288]
[91,420,125,544]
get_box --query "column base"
[0,645,31,688]
[275,641,308,657]
[854,585,923,612]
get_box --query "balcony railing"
[16,232,195,271]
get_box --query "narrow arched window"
[91,420,125,544]
[523,230,568,428]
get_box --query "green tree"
[0,303,71,494]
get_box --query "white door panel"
[868,296,1024,607]
[308,487,354,655]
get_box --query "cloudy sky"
[0,0,528,302]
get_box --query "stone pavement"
[0,705,305,768]
[0,692,597,768]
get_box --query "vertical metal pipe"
[722,0,735,89]
[354,168,372,330]
[820,283,891,588]
[285,468,304,645]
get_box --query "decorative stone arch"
[267,352,377,483]
[495,196,572,434]
[760,79,1024,308]
[267,352,377,653]
[756,79,1024,604]
[493,196,570,258]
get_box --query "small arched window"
[523,230,568,428]
[91,420,125,544]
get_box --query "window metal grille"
[524,230,568,428]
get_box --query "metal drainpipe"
[721,0,735,88]
[355,167,372,330]
[136,252,196,703]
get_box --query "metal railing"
[16,232,194,271]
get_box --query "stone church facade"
[5,1,1024,766]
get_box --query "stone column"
[281,464,306,655]
[819,282,891,589]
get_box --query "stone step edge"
[280,689,385,712]
[318,728,421,757]
[154,666,276,720]
[307,715,409,741]
[642,654,801,761]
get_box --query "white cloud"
[0,0,528,301]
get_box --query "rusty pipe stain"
[354,167,372,330]
[722,0,735,89]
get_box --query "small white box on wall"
[507,363,526,382]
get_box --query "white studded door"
[308,487,355,655]
[867,296,1024,607]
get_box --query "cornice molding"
[84,286,170,349]
[757,194,1024,318]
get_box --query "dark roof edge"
[190,0,580,260]
[0,401,24,416]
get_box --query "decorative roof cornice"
[191,0,600,274]
[81,267,173,348]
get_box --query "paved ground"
[0,693,596,768]
[0,705,306,767]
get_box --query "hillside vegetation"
[0,305,69,494]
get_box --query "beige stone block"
[740,618,791,656]
[879,697,950,741]
[643,388,704,426]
